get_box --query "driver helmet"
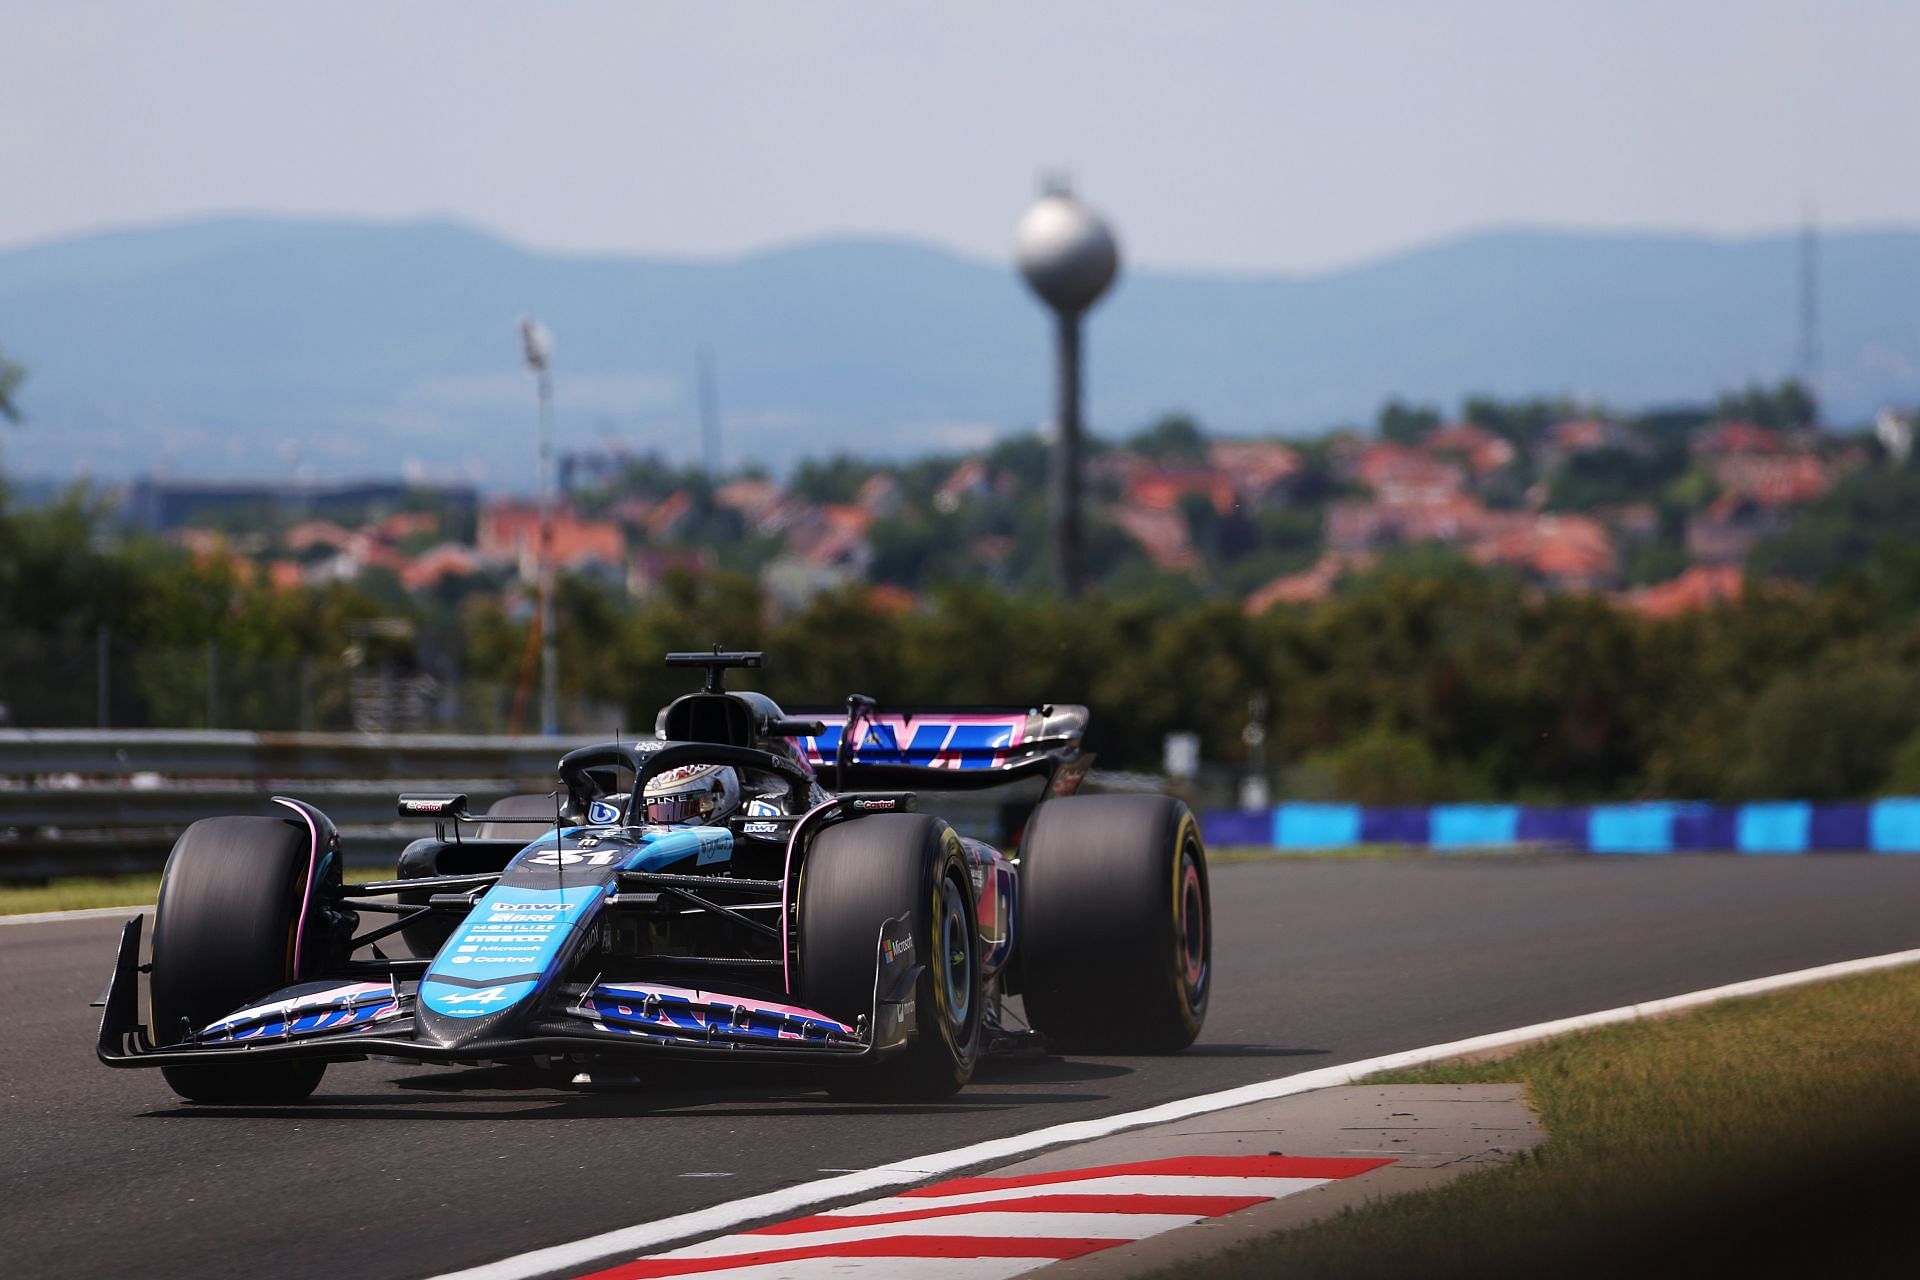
[642,764,741,826]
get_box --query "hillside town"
[129,383,1911,624]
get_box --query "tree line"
[10,475,1920,803]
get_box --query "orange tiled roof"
[1469,514,1616,583]
[1627,565,1745,618]
[1712,454,1831,507]
[715,479,785,523]
[1207,440,1303,491]
[645,491,694,540]
[865,583,920,614]
[400,544,481,592]
[1245,553,1354,612]
[1128,467,1239,514]
[1695,421,1782,455]
[1110,505,1197,572]
[1355,444,1467,503]
[285,520,356,553]
[1423,423,1515,475]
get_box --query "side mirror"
[398,793,470,820]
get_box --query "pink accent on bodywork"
[779,796,846,995]
[272,796,322,981]
[592,981,856,1034]
[798,712,1027,771]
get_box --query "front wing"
[97,914,921,1071]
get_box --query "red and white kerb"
[579,1153,1392,1279]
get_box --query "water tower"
[1016,182,1120,597]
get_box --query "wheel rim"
[936,876,972,1025]
[1177,848,1207,993]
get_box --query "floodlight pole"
[535,364,558,737]
[521,316,559,738]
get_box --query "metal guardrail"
[0,729,597,782]
[0,730,600,880]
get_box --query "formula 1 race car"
[96,649,1211,1104]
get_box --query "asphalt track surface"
[5,854,1918,1280]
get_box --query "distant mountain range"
[3,216,1918,485]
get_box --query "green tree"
[1376,399,1440,445]
[1461,394,1566,445]
[791,454,875,504]
[1127,413,1208,461]
[1714,379,1818,429]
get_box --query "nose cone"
[1015,194,1120,314]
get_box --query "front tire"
[1018,794,1211,1053]
[799,813,982,1100]
[150,816,328,1104]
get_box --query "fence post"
[206,639,218,729]
[96,624,111,730]
[299,656,314,733]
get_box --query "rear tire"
[799,814,982,1100]
[1018,794,1210,1053]
[150,816,328,1104]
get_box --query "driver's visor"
[645,794,706,824]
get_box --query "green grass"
[1150,963,1920,1279]
[0,873,161,915]
[0,867,393,916]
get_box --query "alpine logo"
[436,987,514,1007]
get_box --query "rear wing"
[789,704,1089,791]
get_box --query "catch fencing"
[1203,801,1920,854]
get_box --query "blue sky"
[3,1,1915,272]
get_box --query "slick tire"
[1018,794,1210,1053]
[799,813,982,1101]
[149,816,328,1105]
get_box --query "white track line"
[0,905,149,927]
[428,944,1920,1280]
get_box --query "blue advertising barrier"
[1202,799,1920,854]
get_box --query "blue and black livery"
[96,648,1211,1104]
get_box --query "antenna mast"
[697,346,721,478]
[1798,203,1820,419]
